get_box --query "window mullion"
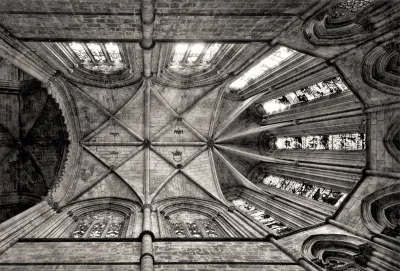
[82,43,97,63]
[195,44,211,64]
[196,220,208,237]
[181,44,193,64]
[182,221,192,237]
[83,218,98,238]
[101,219,113,238]
[100,43,112,63]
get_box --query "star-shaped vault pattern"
[68,79,265,207]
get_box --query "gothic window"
[170,43,222,69]
[167,211,223,238]
[229,46,297,90]
[274,133,365,150]
[263,175,347,207]
[262,77,349,115]
[232,198,292,235]
[67,42,124,73]
[70,211,126,238]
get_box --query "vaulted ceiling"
[2,0,398,232]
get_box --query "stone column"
[140,204,154,271]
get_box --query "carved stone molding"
[303,1,400,46]
[363,40,400,96]
[258,132,277,156]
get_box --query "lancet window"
[229,46,297,90]
[67,42,124,73]
[231,198,292,235]
[263,175,347,207]
[274,133,365,150]
[70,211,126,238]
[262,77,349,115]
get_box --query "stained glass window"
[232,198,292,235]
[229,46,297,90]
[171,222,187,237]
[186,222,203,237]
[70,211,126,238]
[262,175,347,207]
[201,221,219,237]
[336,0,375,12]
[262,77,349,115]
[68,42,91,62]
[274,133,365,150]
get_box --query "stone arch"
[302,234,394,271]
[44,75,82,206]
[155,198,246,238]
[362,183,400,246]
[363,39,400,96]
[27,198,139,238]
[384,116,400,162]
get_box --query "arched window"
[262,175,347,207]
[231,198,292,235]
[67,42,124,73]
[262,76,349,115]
[70,211,126,238]
[166,211,223,238]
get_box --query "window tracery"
[262,77,349,115]
[166,211,223,238]
[67,42,124,74]
[262,175,347,207]
[231,198,292,235]
[229,46,297,90]
[70,211,126,238]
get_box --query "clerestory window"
[229,46,297,90]
[232,198,292,235]
[274,133,365,151]
[262,175,347,207]
[262,77,349,115]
